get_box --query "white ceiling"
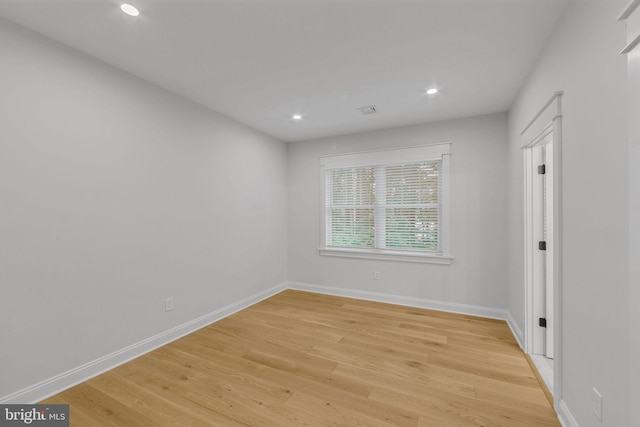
[0,0,568,142]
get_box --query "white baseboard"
[0,281,525,405]
[0,282,288,405]
[288,281,509,321]
[506,310,524,349]
[557,399,579,427]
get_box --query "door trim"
[521,92,563,409]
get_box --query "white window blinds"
[320,143,451,262]
[383,161,441,252]
[325,161,441,252]
[325,167,375,249]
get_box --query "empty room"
[1,0,637,426]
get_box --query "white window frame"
[319,143,452,264]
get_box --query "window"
[320,144,451,264]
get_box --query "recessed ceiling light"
[120,4,139,17]
[426,88,439,95]
[292,114,302,120]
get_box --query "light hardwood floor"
[42,290,560,426]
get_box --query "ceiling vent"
[357,105,377,115]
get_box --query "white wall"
[626,8,640,426]
[629,61,639,426]
[507,0,629,425]
[0,18,287,400]
[288,113,509,313]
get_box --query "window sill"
[319,247,453,264]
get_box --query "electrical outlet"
[592,387,603,421]
[165,297,174,312]
[373,271,381,280]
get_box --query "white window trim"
[319,143,452,264]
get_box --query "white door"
[531,139,554,358]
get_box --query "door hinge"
[539,317,547,328]
[538,164,546,175]
[538,241,547,251]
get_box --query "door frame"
[524,126,554,357]
[521,92,563,407]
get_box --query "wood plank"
[41,289,560,426]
